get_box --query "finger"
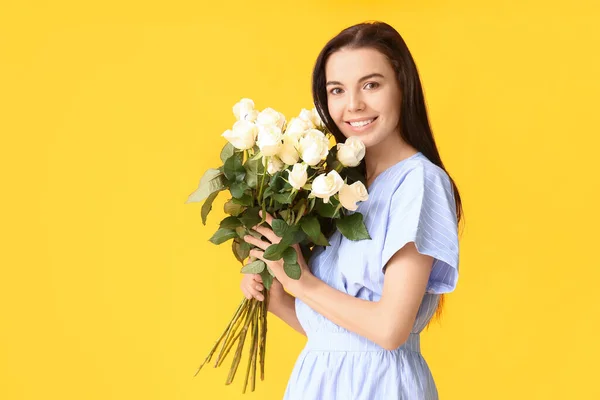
[259,210,274,226]
[248,274,264,292]
[245,279,264,299]
[241,286,253,300]
[249,249,266,263]
[246,283,264,299]
[252,224,281,243]
[243,234,271,251]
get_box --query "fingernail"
[256,285,263,291]
[258,295,264,301]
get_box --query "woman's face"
[325,47,402,148]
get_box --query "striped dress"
[283,152,460,400]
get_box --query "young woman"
[241,20,463,400]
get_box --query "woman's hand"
[240,271,267,302]
[243,210,313,294]
[240,269,285,310]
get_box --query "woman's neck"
[364,134,418,184]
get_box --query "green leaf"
[271,219,289,237]
[282,247,297,264]
[261,202,267,225]
[246,229,263,240]
[241,259,266,274]
[283,262,301,280]
[224,153,245,182]
[245,171,258,189]
[308,197,316,213]
[235,226,248,239]
[201,191,219,225]
[220,216,242,229]
[185,169,226,204]
[300,216,321,242]
[249,150,263,161]
[263,242,286,261]
[314,231,330,246]
[230,181,249,198]
[269,171,286,192]
[325,144,339,166]
[281,226,306,246]
[239,207,262,229]
[232,239,251,263]
[272,192,293,204]
[209,228,237,245]
[220,142,236,164]
[260,269,273,291]
[224,199,245,216]
[278,209,291,222]
[315,198,339,218]
[262,186,275,199]
[244,157,265,189]
[335,212,372,241]
[231,194,254,207]
[342,166,367,186]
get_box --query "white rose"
[299,129,329,166]
[284,117,310,148]
[285,117,310,137]
[267,156,285,175]
[245,110,259,122]
[256,124,283,156]
[310,170,344,203]
[336,136,366,167]
[221,120,258,150]
[278,141,300,165]
[310,107,324,128]
[257,107,286,130]
[288,163,308,190]
[298,108,317,129]
[233,98,257,122]
[338,181,369,211]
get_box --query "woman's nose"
[347,93,365,112]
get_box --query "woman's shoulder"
[389,152,453,195]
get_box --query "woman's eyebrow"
[326,73,385,87]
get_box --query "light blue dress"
[283,152,460,400]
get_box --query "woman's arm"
[267,291,306,336]
[291,242,432,350]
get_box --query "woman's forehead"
[325,48,391,82]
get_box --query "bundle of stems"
[193,291,269,394]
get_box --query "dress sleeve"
[381,165,460,294]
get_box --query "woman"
[241,20,463,400]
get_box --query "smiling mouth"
[346,116,378,128]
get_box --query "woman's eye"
[364,82,379,90]
[330,88,342,95]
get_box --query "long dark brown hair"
[312,21,464,324]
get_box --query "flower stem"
[259,290,268,380]
[213,298,248,367]
[193,298,246,376]
[226,300,258,385]
[257,157,269,201]
[216,302,250,367]
[242,309,259,393]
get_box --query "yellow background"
[1,0,599,399]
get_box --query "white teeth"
[349,118,374,127]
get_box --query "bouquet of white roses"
[186,98,371,393]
